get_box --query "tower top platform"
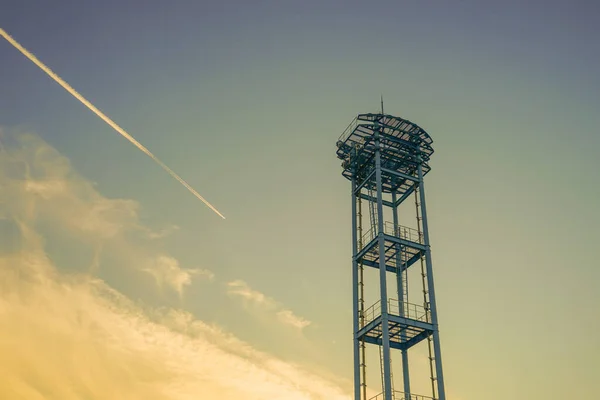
[335,113,434,194]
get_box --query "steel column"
[392,191,411,398]
[351,178,361,400]
[416,150,446,400]
[375,129,392,399]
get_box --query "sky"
[1,0,599,399]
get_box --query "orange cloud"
[0,130,348,399]
[227,280,312,330]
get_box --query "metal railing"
[360,222,423,250]
[360,300,382,327]
[338,117,359,142]
[369,391,435,400]
[388,222,422,244]
[360,299,430,328]
[388,299,431,323]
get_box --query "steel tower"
[336,112,446,400]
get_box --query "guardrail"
[338,117,359,142]
[359,299,430,328]
[360,222,423,251]
[369,391,435,400]
[360,300,382,327]
[388,299,430,323]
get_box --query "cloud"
[0,225,347,400]
[0,129,348,399]
[0,132,140,239]
[227,280,272,306]
[227,280,312,330]
[277,310,312,330]
[143,255,214,297]
[145,224,180,240]
[0,132,201,295]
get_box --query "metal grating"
[336,114,434,195]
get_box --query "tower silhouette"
[336,111,446,400]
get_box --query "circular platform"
[336,113,434,194]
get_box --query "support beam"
[351,178,361,400]
[393,191,411,397]
[401,330,432,350]
[394,184,417,207]
[388,314,433,332]
[359,192,394,208]
[361,251,423,274]
[383,234,427,252]
[381,167,418,183]
[417,151,446,400]
[362,335,405,351]
[356,316,382,340]
[375,130,393,400]
[355,238,378,263]
[358,323,432,351]
[354,169,376,195]
[378,131,419,151]
[358,234,425,262]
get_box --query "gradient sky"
[1,1,599,399]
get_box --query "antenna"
[380,95,384,114]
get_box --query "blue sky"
[1,1,599,399]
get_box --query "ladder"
[368,184,377,239]
[415,188,438,400]
[400,246,409,309]
[357,195,367,400]
[379,344,396,400]
[370,174,391,399]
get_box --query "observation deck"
[335,113,434,197]
[358,222,425,274]
[358,298,433,351]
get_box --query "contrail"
[0,28,226,219]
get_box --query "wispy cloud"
[0,130,348,399]
[145,224,180,240]
[277,309,311,330]
[227,280,312,330]
[1,133,139,240]
[143,255,214,297]
[227,280,271,305]
[0,227,347,400]
[0,132,202,295]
